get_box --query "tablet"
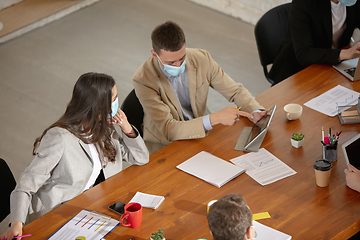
[342,133,360,170]
[235,105,277,152]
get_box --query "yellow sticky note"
[252,212,271,221]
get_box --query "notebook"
[176,151,245,188]
[333,57,360,81]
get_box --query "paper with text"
[304,85,359,117]
[47,210,119,240]
[230,148,296,186]
[129,192,165,209]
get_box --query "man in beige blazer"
[133,21,266,154]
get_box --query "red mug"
[120,202,142,228]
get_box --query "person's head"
[34,72,119,162]
[151,21,186,69]
[207,194,255,240]
[66,72,117,132]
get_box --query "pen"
[237,107,241,111]
[0,234,31,240]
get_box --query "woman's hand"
[110,108,137,138]
[0,221,23,240]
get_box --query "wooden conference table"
[23,64,360,240]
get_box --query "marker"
[237,107,241,111]
[322,127,324,142]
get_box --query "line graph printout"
[230,148,296,186]
[47,210,119,240]
[304,85,360,117]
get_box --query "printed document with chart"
[230,148,296,186]
[47,209,119,240]
[304,85,359,117]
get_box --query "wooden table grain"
[23,65,360,240]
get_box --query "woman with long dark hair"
[1,72,149,240]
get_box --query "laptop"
[333,57,360,81]
[235,105,277,152]
[342,133,360,170]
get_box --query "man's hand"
[209,106,253,127]
[339,42,360,61]
[252,110,269,123]
[344,164,360,193]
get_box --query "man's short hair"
[207,194,252,240]
[151,21,186,54]
[218,193,247,206]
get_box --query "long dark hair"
[33,72,117,163]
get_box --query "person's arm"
[290,0,342,66]
[200,49,264,114]
[0,221,23,240]
[339,42,360,61]
[1,128,64,240]
[344,164,360,192]
[111,108,149,165]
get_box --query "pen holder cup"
[322,144,337,162]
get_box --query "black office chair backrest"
[254,3,291,84]
[120,89,144,137]
[0,158,16,223]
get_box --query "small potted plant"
[291,133,304,148]
[150,229,165,240]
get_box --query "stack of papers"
[176,151,245,188]
[129,192,165,209]
[230,148,296,186]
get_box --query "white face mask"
[109,97,118,118]
[156,53,186,77]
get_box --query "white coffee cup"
[284,103,303,120]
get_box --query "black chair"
[254,3,291,85]
[0,158,16,223]
[120,89,144,137]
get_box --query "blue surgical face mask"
[156,53,186,77]
[109,97,119,118]
[339,0,357,6]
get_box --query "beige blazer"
[133,48,263,153]
[10,127,149,224]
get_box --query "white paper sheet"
[129,191,165,209]
[303,85,359,117]
[230,148,296,186]
[47,210,119,240]
[253,221,291,240]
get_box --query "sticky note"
[252,212,271,221]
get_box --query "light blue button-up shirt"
[158,61,213,131]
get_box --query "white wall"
[0,0,23,11]
[188,0,291,25]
